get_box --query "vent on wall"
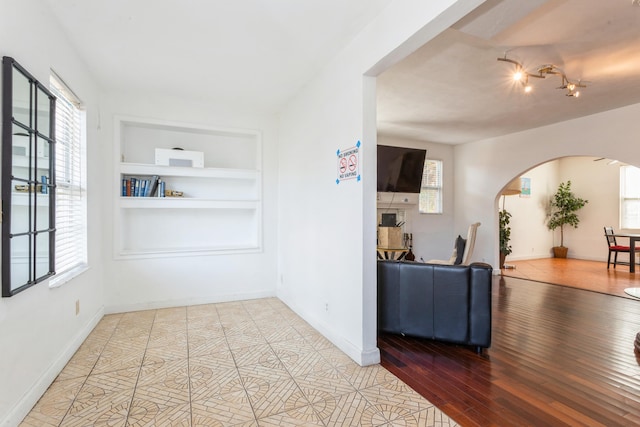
[377,192,419,206]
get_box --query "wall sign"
[520,177,531,198]
[336,140,361,184]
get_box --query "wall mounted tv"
[377,145,426,193]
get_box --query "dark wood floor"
[378,260,640,426]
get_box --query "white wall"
[101,92,279,312]
[0,1,106,425]
[454,102,640,268]
[374,140,625,266]
[277,0,486,366]
[376,135,455,261]
[12,0,635,422]
[374,136,630,268]
[506,157,625,262]
[557,157,624,261]
[503,160,559,261]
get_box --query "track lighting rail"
[497,55,586,97]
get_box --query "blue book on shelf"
[130,178,136,197]
[141,180,147,197]
[122,178,127,197]
[134,179,140,197]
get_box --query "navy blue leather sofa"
[377,260,492,352]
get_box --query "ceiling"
[377,0,640,144]
[42,0,640,145]
[41,0,393,113]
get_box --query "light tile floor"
[20,298,458,426]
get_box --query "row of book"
[15,176,49,194]
[122,176,165,197]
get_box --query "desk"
[377,247,408,261]
[613,233,640,273]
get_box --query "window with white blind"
[419,159,443,214]
[620,165,640,229]
[49,73,87,282]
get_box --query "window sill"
[49,264,89,289]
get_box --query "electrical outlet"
[325,303,329,312]
[75,300,80,315]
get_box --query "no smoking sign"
[336,141,361,184]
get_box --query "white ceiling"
[42,0,393,113]
[377,0,640,144]
[42,0,640,145]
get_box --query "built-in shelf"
[118,197,259,209]
[12,155,50,169]
[11,192,50,206]
[114,116,262,259]
[118,243,261,259]
[119,162,258,180]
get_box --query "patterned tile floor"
[20,298,458,426]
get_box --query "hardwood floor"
[379,261,640,426]
[501,258,640,299]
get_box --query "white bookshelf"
[114,116,262,258]
[11,192,50,207]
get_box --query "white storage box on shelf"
[155,148,204,168]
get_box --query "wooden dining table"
[613,233,640,273]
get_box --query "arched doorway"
[496,156,637,297]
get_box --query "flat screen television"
[377,145,426,193]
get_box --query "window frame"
[620,165,640,230]
[1,56,56,297]
[48,71,88,285]
[419,158,443,214]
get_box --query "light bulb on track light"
[498,55,587,98]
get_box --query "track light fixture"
[497,56,541,93]
[558,75,586,97]
[497,55,586,97]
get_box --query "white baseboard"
[506,253,553,261]
[277,295,380,367]
[2,307,104,427]
[359,347,382,366]
[104,290,276,314]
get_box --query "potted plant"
[547,181,588,258]
[499,209,512,268]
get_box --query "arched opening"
[495,155,639,296]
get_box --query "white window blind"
[620,165,640,229]
[419,159,443,214]
[50,73,87,275]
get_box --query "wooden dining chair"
[604,226,632,269]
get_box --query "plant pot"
[553,246,568,258]
[499,252,506,269]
